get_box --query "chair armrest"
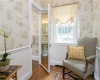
[86,55,96,61]
[83,55,96,73]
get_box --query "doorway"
[31,3,41,63]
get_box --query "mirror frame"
[39,4,50,73]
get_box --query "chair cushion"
[68,46,85,61]
[63,60,94,79]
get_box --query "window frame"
[52,19,77,44]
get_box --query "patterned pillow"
[68,46,85,61]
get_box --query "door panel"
[40,4,50,73]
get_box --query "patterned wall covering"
[78,0,92,37]
[0,0,29,52]
[92,0,100,47]
[34,0,92,38]
[34,0,50,8]
[32,9,39,56]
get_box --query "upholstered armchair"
[63,37,97,80]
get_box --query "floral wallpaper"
[0,0,29,52]
[32,9,39,56]
[34,0,50,8]
[92,0,100,47]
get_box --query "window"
[55,22,75,42]
[54,22,76,43]
[53,4,78,43]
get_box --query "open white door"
[40,4,51,73]
[48,4,51,73]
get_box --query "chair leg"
[63,66,65,79]
[67,73,78,80]
[65,71,72,74]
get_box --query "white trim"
[41,64,49,73]
[50,60,63,66]
[39,13,41,65]
[94,72,100,80]
[29,0,33,76]
[32,0,42,11]
[31,0,41,65]
[96,47,100,79]
[19,71,32,80]
[96,47,100,50]
[32,55,39,61]
[0,46,30,54]
[48,4,51,73]
[51,43,76,46]
[32,4,41,14]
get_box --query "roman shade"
[53,4,78,24]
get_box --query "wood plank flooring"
[41,56,48,69]
[29,60,92,80]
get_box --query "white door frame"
[31,1,42,64]
[48,4,51,73]
[30,2,51,73]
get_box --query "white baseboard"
[94,72,100,80]
[19,71,32,80]
[50,60,63,66]
[32,55,39,61]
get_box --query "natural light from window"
[53,4,78,43]
[55,22,74,43]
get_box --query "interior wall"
[32,9,39,56]
[92,0,100,47]
[92,0,100,79]
[0,0,32,79]
[34,0,50,8]
[0,0,29,51]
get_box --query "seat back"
[77,37,97,58]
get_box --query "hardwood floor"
[41,56,48,69]
[29,60,92,80]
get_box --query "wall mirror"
[40,4,50,73]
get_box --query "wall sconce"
[43,19,48,24]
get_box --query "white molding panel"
[0,46,30,54]
[94,72,100,80]
[95,47,100,80]
[19,71,32,80]
[50,60,63,66]
[8,47,32,80]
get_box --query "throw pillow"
[68,46,85,61]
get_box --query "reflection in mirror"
[41,6,48,70]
